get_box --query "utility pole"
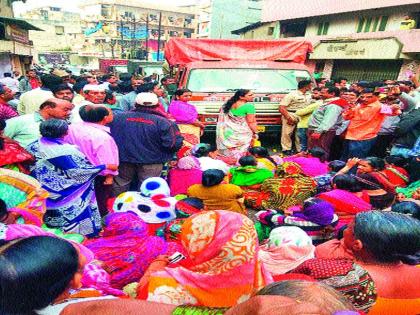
[132,16,136,59]
[145,13,149,61]
[120,18,125,58]
[157,11,162,61]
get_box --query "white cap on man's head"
[83,84,106,92]
[135,92,158,106]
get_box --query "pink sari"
[317,189,372,228]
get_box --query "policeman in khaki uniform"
[279,80,313,154]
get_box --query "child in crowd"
[229,155,273,187]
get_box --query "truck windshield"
[186,68,312,93]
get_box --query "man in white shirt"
[4,98,74,147]
[0,73,19,93]
[17,74,63,115]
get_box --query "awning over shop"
[0,16,43,31]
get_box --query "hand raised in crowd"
[390,104,402,114]
[346,157,360,169]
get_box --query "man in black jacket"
[110,92,183,196]
[390,107,420,158]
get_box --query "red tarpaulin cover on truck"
[165,38,313,65]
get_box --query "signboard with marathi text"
[5,24,30,45]
[311,38,402,60]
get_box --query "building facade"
[232,0,420,81]
[78,0,197,61]
[18,6,85,66]
[196,0,263,39]
[0,0,40,75]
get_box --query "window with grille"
[357,16,388,33]
[317,22,329,35]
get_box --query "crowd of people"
[0,67,419,315]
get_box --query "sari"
[146,210,273,307]
[216,111,253,160]
[0,168,47,226]
[251,162,317,211]
[26,138,105,237]
[169,100,201,148]
[382,166,409,188]
[0,137,34,173]
[355,173,396,209]
[0,223,121,296]
[178,124,201,148]
[317,189,372,228]
[84,213,180,289]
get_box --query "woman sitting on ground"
[251,162,316,211]
[191,143,230,174]
[168,156,203,196]
[229,156,273,188]
[338,157,396,209]
[317,174,372,228]
[0,168,48,226]
[137,210,273,307]
[283,147,329,177]
[256,198,339,245]
[248,146,281,172]
[188,169,245,214]
[0,118,34,173]
[317,211,420,314]
[383,155,409,187]
[0,236,114,315]
[0,235,186,315]
[313,160,346,194]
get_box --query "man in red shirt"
[18,69,40,93]
[342,88,400,160]
[0,84,18,120]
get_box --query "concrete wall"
[210,0,262,39]
[243,22,278,39]
[305,7,419,37]
[26,20,84,53]
[0,0,13,18]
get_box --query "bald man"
[4,98,74,147]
